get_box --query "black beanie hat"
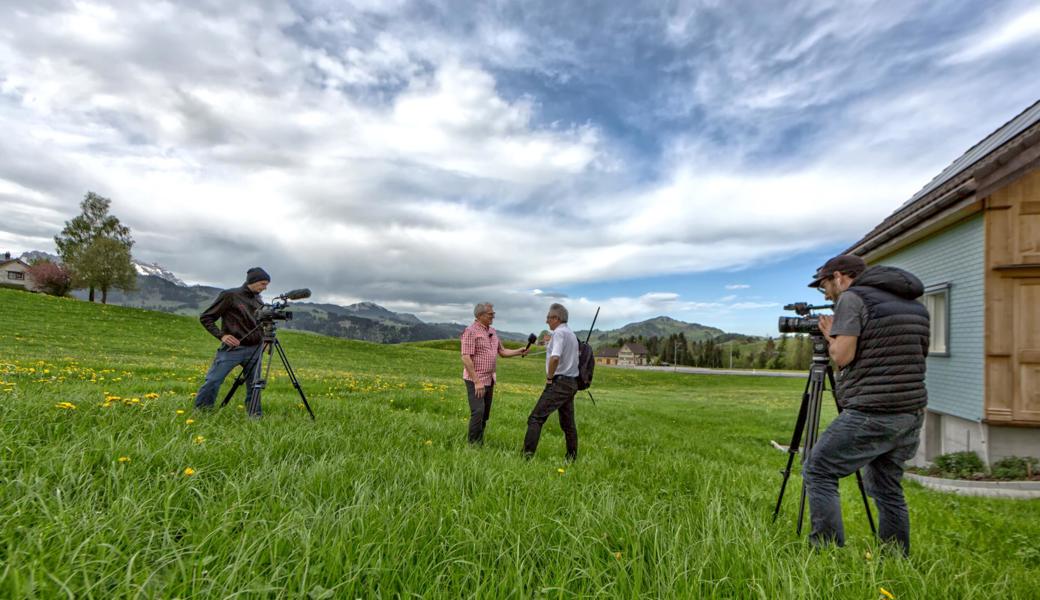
[246,267,271,284]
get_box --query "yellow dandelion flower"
[183,467,196,476]
[144,393,160,399]
[185,418,195,425]
[424,440,433,446]
[55,401,77,410]
[880,588,895,600]
[865,551,873,561]
[194,435,205,445]
[118,456,130,463]
[614,552,622,560]
[176,409,185,415]
[557,468,566,475]
[129,398,140,404]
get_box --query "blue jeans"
[194,345,263,416]
[802,409,924,555]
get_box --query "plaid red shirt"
[460,321,502,386]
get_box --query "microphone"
[280,288,311,300]
[523,333,536,357]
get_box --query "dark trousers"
[194,345,262,416]
[464,380,494,444]
[802,409,925,555]
[523,376,578,460]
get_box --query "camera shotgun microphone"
[523,333,536,357]
[280,288,312,300]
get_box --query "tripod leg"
[219,371,246,408]
[246,343,274,418]
[773,375,813,522]
[586,390,596,405]
[853,471,878,536]
[273,339,316,420]
[827,368,877,536]
[797,368,826,535]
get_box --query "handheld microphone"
[523,333,536,357]
[280,288,311,300]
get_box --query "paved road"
[612,365,806,379]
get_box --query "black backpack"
[576,340,595,391]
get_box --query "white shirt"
[546,323,579,378]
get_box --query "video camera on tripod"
[220,287,317,420]
[777,302,832,336]
[772,299,876,537]
[254,288,311,322]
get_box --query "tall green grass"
[1,289,1037,598]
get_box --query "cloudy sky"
[2,1,1039,335]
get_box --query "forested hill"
[575,316,726,347]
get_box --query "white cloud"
[0,0,1037,334]
[943,5,1040,65]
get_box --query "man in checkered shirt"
[460,302,529,444]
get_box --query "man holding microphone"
[460,302,528,445]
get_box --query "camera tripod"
[772,335,875,537]
[219,319,316,420]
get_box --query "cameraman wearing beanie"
[193,267,271,417]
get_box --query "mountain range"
[18,251,757,347]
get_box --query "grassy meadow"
[1,288,1038,598]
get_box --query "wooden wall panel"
[986,357,1013,421]
[1014,280,1040,421]
[985,169,1040,425]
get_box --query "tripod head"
[809,334,830,364]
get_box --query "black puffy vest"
[835,266,930,413]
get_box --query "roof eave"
[846,118,1040,259]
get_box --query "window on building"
[922,284,950,355]
[7,271,25,281]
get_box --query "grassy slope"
[1,289,1037,598]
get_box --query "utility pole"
[674,341,683,370]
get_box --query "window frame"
[922,283,951,357]
[6,270,25,281]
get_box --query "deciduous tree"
[26,260,73,296]
[75,237,136,304]
[54,192,134,301]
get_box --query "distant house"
[596,347,619,366]
[618,342,648,367]
[0,253,34,291]
[846,99,1040,465]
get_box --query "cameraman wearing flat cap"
[193,267,271,417]
[802,254,929,556]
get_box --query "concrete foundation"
[912,409,1040,466]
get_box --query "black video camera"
[255,288,311,323]
[777,302,833,335]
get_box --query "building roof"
[0,258,29,269]
[622,342,648,355]
[596,347,619,358]
[847,98,1040,258]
